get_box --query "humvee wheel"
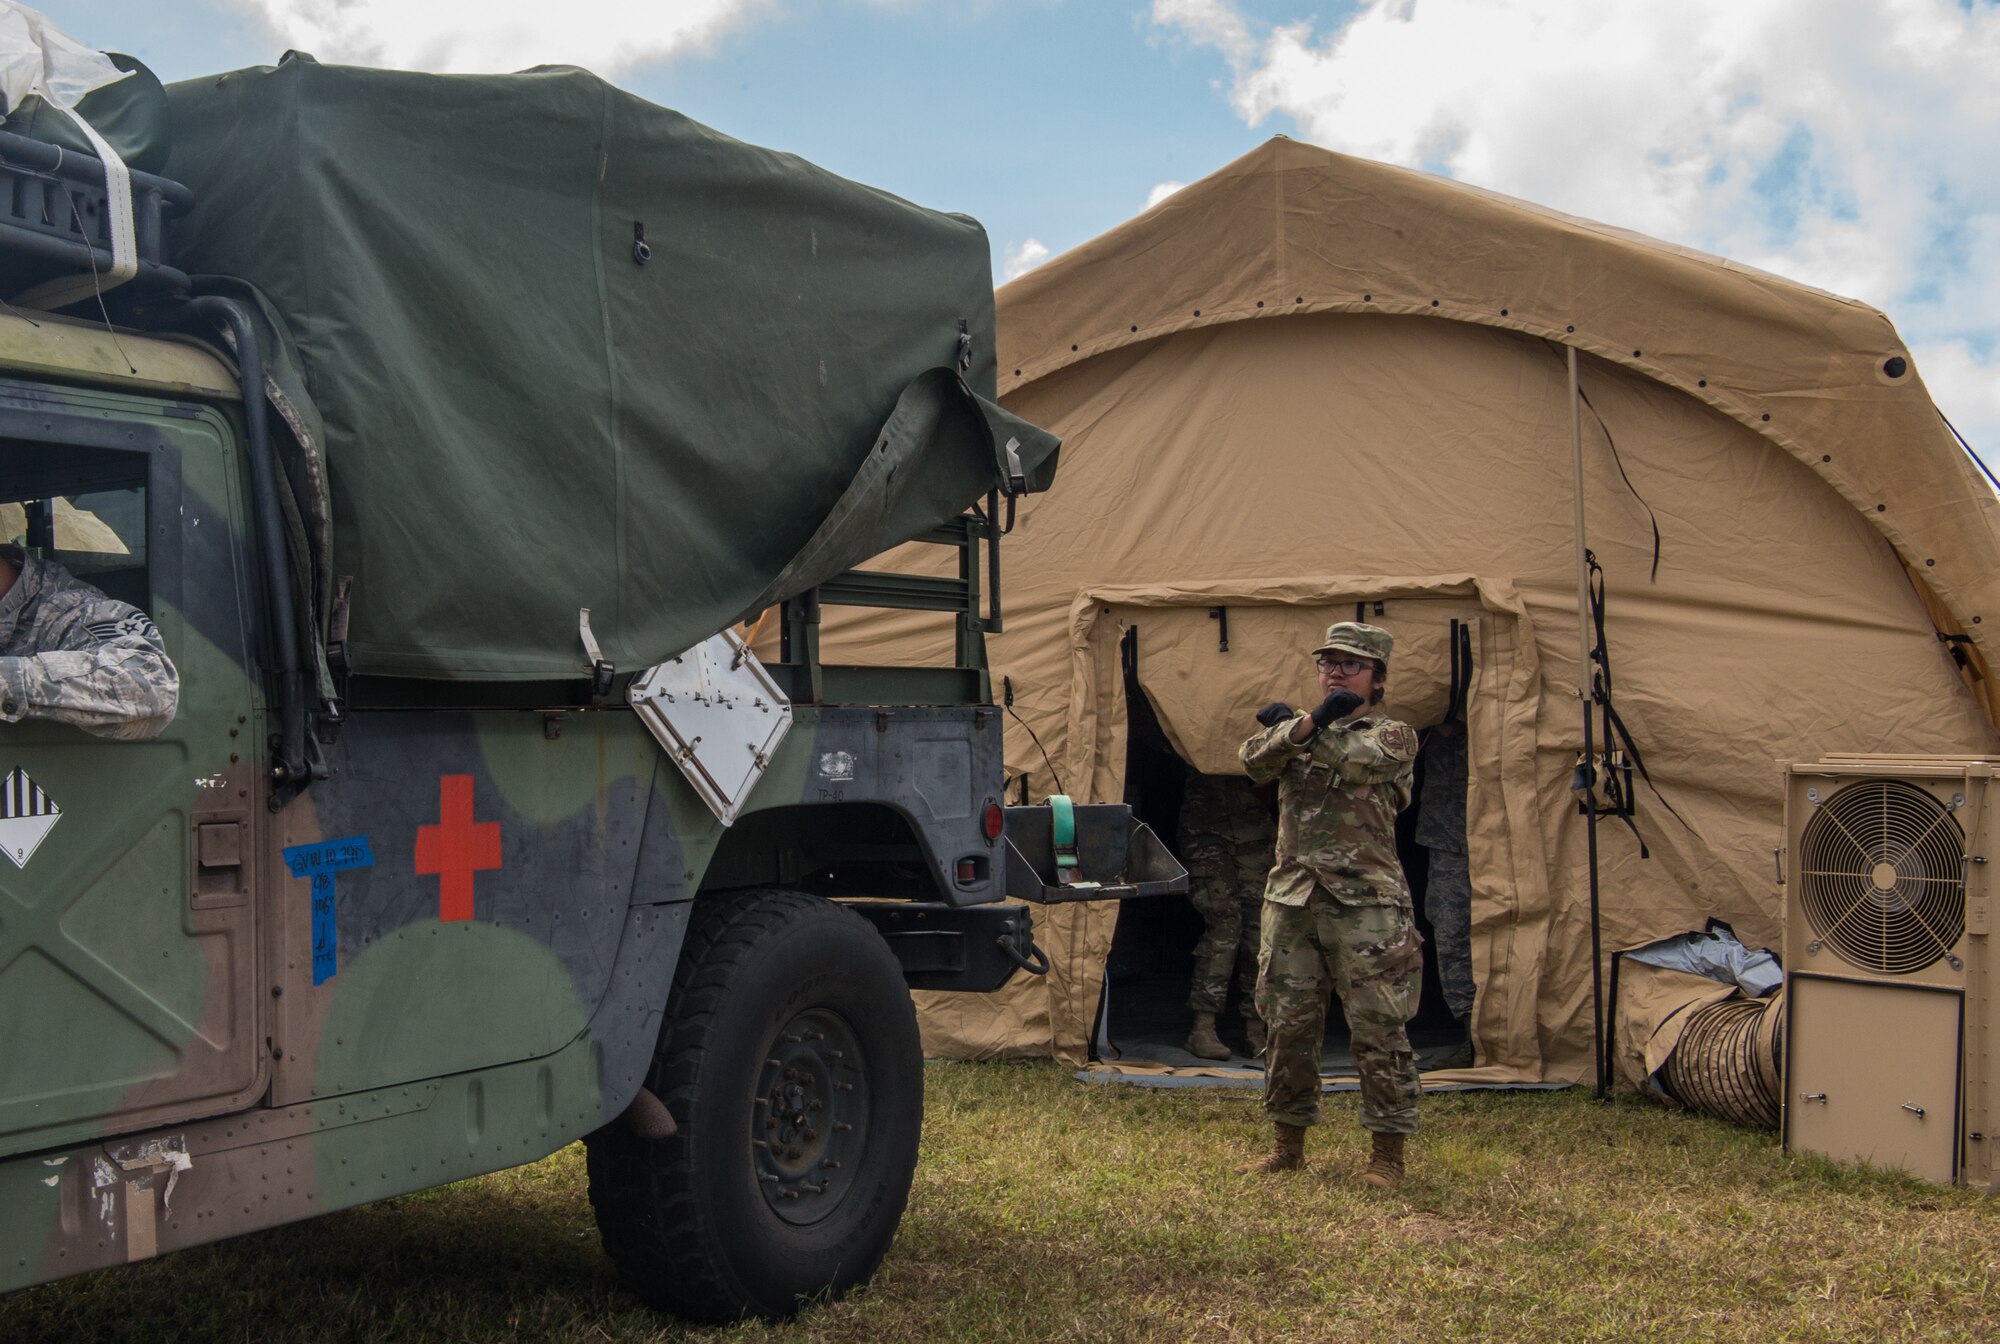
[586,889,922,1322]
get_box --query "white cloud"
[1152,0,2000,453]
[222,0,772,77]
[1145,180,1187,210]
[1003,237,1052,280]
[1150,0,1255,63]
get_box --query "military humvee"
[0,43,1182,1323]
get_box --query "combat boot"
[1359,1131,1406,1189]
[1234,1121,1307,1174]
[1242,1011,1267,1057]
[1185,1011,1231,1060]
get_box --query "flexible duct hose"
[1659,990,1787,1131]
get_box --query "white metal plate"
[628,629,792,826]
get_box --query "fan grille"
[1797,779,1966,975]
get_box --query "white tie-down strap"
[0,2,140,307]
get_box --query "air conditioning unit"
[1782,756,1995,1189]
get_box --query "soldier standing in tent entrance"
[1416,721,1475,1066]
[1179,772,1274,1059]
[1236,622,1423,1187]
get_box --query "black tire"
[586,889,922,1322]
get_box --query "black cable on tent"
[1542,340,1664,582]
[1578,387,1661,582]
[1940,410,2000,495]
[1586,550,1699,844]
[1001,674,1067,798]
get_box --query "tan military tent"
[787,136,2000,1083]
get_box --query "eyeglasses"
[1315,657,1372,675]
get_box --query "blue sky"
[23,0,2000,451]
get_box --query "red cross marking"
[414,774,502,922]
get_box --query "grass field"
[4,1061,1994,1343]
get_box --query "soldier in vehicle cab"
[0,545,178,740]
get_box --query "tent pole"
[1569,344,1608,1100]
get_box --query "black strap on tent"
[1443,619,1473,726]
[1584,550,1696,852]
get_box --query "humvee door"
[0,398,262,1158]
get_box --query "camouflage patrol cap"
[1312,621,1393,663]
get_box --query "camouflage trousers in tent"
[1184,830,1271,1015]
[1256,892,1423,1134]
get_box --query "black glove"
[1255,701,1296,728]
[1309,689,1364,729]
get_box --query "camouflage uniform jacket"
[1239,706,1418,909]
[0,547,178,741]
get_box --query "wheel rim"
[753,1005,869,1225]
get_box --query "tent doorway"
[1095,632,1466,1070]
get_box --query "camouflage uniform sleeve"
[1342,719,1418,812]
[0,600,180,742]
[1239,714,1312,784]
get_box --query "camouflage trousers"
[1255,893,1423,1134]
[1185,835,1269,1017]
[1424,848,1475,1021]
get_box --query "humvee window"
[0,442,150,614]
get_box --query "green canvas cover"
[162,56,1056,682]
